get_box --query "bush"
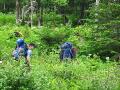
[43,12,63,27]
[0,13,15,25]
[35,26,72,54]
[87,3,120,60]
[0,55,120,90]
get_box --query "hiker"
[60,42,76,60]
[12,38,35,67]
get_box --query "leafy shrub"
[0,13,15,25]
[0,64,37,90]
[87,3,120,60]
[36,26,72,54]
[1,54,120,90]
[43,12,63,27]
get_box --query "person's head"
[28,43,36,49]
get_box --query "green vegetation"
[0,55,120,90]
[0,0,120,90]
[0,24,120,90]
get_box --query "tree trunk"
[95,0,100,23]
[40,5,43,26]
[31,0,33,28]
[96,0,100,6]
[3,3,6,11]
[37,8,41,27]
[79,2,85,25]
[16,0,20,24]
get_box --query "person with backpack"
[12,38,35,67]
[60,42,76,61]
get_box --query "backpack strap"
[23,43,28,57]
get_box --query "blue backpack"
[13,39,28,60]
[60,42,74,60]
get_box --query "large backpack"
[17,43,28,56]
[13,39,28,60]
[60,42,74,60]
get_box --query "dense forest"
[0,0,120,90]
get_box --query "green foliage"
[52,0,68,6]
[43,12,63,27]
[0,63,37,90]
[0,6,120,89]
[87,2,120,59]
[0,54,120,90]
[0,13,15,25]
[0,17,120,89]
[34,26,72,55]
